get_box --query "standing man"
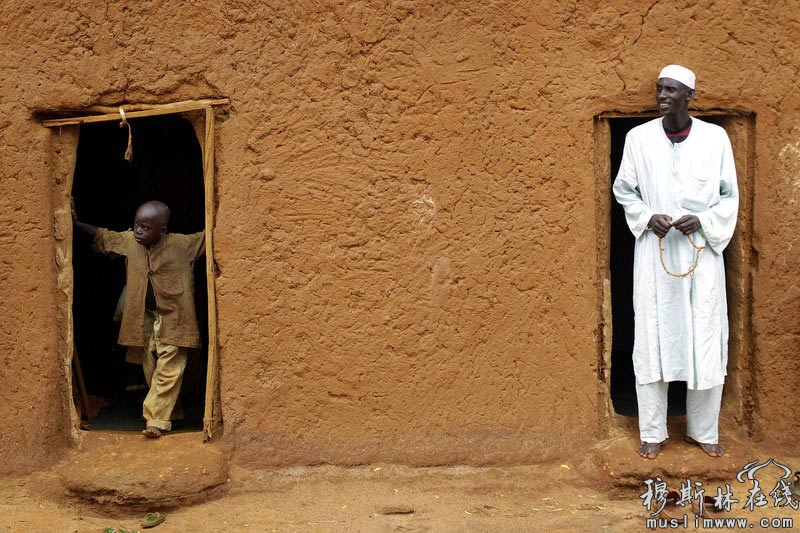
[613,65,739,459]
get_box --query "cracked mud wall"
[0,1,798,472]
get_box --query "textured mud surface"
[0,1,798,475]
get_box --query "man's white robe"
[613,117,739,390]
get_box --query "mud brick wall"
[0,1,798,473]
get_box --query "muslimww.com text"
[647,515,793,529]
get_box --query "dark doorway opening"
[610,116,725,417]
[71,114,207,431]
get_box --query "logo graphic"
[641,459,797,529]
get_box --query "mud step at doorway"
[585,432,757,497]
[57,432,228,512]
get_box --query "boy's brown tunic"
[93,229,205,348]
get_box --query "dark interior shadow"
[72,114,208,431]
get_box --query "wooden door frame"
[593,109,756,436]
[45,99,227,440]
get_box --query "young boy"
[73,200,205,438]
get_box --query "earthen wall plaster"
[0,1,798,473]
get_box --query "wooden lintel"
[42,98,230,127]
[597,108,753,119]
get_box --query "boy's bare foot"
[686,437,724,457]
[637,441,663,459]
[142,426,162,438]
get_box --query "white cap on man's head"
[658,64,696,90]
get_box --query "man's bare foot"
[142,426,162,438]
[637,441,663,459]
[686,437,723,457]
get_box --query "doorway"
[71,114,208,431]
[600,112,754,430]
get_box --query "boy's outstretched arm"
[71,198,98,238]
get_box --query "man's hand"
[648,214,673,238]
[671,215,701,235]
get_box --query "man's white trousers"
[636,381,723,444]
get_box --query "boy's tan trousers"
[135,310,187,431]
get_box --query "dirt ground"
[2,431,799,532]
[2,463,632,532]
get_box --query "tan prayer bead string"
[658,233,704,278]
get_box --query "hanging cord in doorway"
[118,107,133,163]
[659,233,704,278]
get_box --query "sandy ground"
[1,462,645,532]
[3,437,800,533]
